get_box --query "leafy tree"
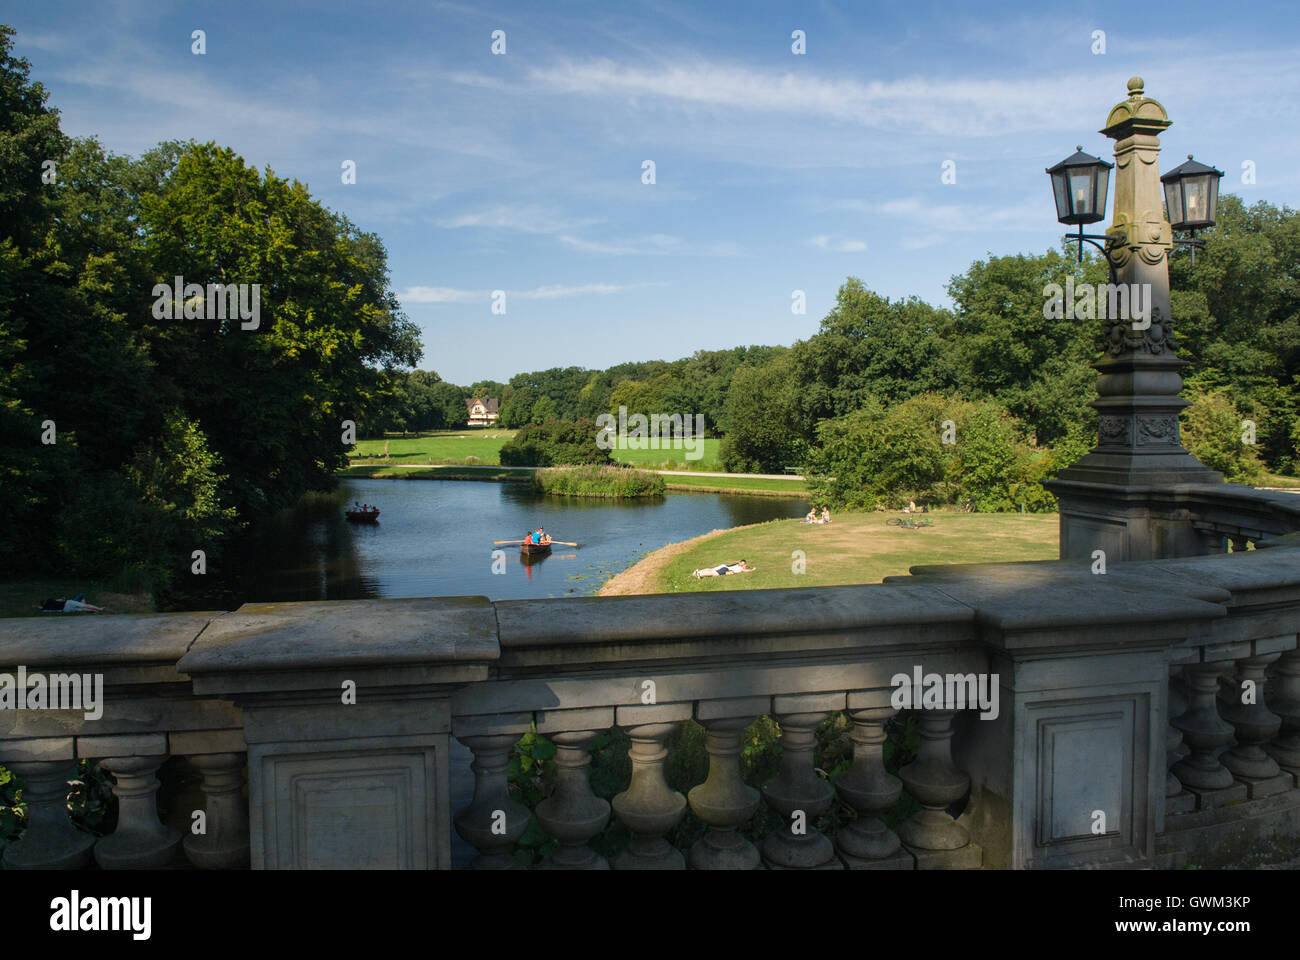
[499,418,612,467]
[719,354,805,473]
[789,279,953,430]
[1180,389,1267,483]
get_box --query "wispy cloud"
[398,281,662,304]
[436,204,599,234]
[810,235,867,253]
[558,233,741,256]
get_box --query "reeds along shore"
[531,465,666,498]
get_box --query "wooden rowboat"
[519,539,552,559]
[345,509,380,524]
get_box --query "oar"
[493,539,526,544]
[549,540,579,547]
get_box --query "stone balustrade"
[4,544,1300,869]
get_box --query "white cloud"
[399,286,483,304]
[436,204,600,234]
[399,282,661,305]
[810,235,867,253]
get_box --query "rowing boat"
[519,540,552,559]
[345,509,380,524]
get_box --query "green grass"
[339,464,532,481]
[663,474,808,495]
[605,510,1060,595]
[351,430,516,466]
[1261,473,1300,489]
[0,576,155,619]
[609,438,722,471]
[348,432,723,470]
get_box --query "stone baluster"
[898,710,970,851]
[535,729,610,870]
[761,695,843,869]
[688,699,766,870]
[836,704,905,868]
[1219,652,1285,794]
[454,731,532,869]
[1267,649,1300,782]
[181,752,250,869]
[1171,663,1236,793]
[1166,669,1191,805]
[93,753,182,869]
[0,747,95,869]
[611,707,688,869]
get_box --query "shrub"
[1181,389,1267,483]
[499,418,613,467]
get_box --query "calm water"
[243,479,809,603]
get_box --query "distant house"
[465,397,499,427]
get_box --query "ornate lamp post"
[1044,77,1226,561]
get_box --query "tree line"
[376,192,1296,507]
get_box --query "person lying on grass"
[38,594,105,613]
[692,560,754,578]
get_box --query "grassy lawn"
[611,438,722,470]
[339,464,532,481]
[351,430,516,465]
[600,510,1059,595]
[0,577,154,619]
[348,432,723,470]
[663,474,808,495]
[1261,474,1300,489]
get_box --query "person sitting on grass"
[804,509,819,524]
[821,506,831,523]
[692,559,754,578]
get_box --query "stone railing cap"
[0,612,216,670]
[494,583,974,648]
[178,597,500,674]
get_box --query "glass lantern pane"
[1184,177,1208,224]
[1051,171,1069,221]
[1164,180,1183,226]
[1205,174,1220,224]
[1069,169,1093,217]
[1094,166,1109,221]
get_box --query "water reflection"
[242,478,809,603]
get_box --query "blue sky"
[9,1,1300,384]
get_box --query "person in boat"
[692,560,754,578]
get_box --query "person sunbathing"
[692,560,754,578]
[39,594,104,613]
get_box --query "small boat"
[519,539,552,559]
[345,509,380,524]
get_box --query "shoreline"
[598,521,776,596]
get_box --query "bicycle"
[887,517,933,529]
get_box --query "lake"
[241,478,810,603]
